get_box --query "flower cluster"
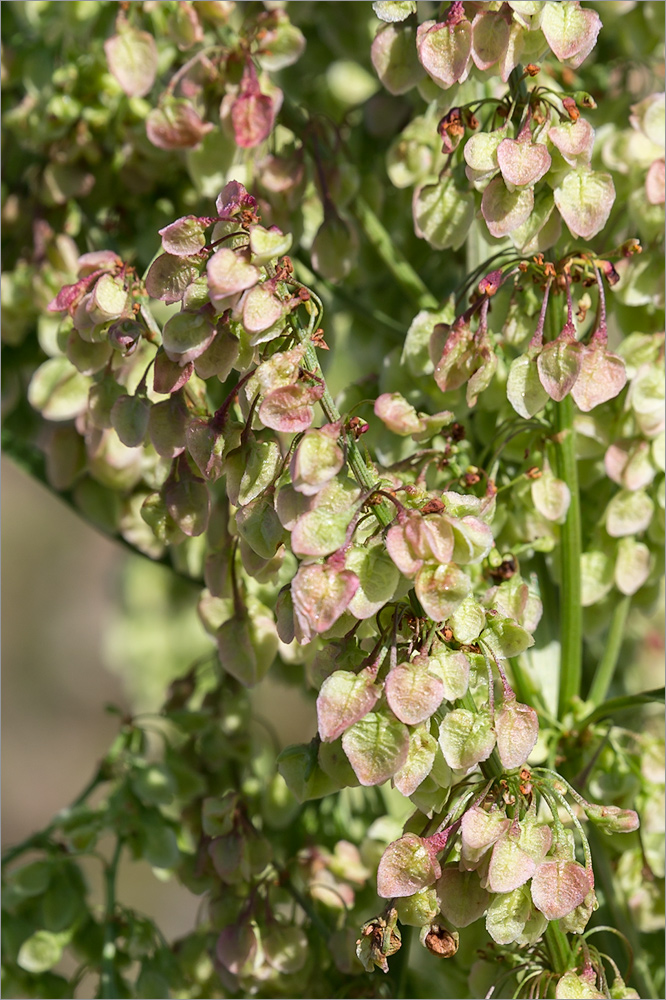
[4,2,664,997]
[373,1,618,252]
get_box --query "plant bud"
[583,803,640,834]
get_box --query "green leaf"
[27,357,91,421]
[17,930,66,974]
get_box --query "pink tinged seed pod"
[481,176,534,238]
[158,216,214,257]
[258,383,324,433]
[342,710,409,786]
[537,324,582,402]
[497,136,551,190]
[105,26,158,98]
[555,972,605,1000]
[495,696,539,770]
[374,392,424,436]
[605,441,655,491]
[291,561,359,636]
[460,805,510,867]
[376,832,442,898]
[416,12,472,90]
[207,248,260,311]
[571,330,627,412]
[385,659,445,726]
[415,562,472,622]
[548,118,595,168]
[290,424,344,496]
[385,511,454,578]
[231,59,279,149]
[146,99,213,150]
[393,726,437,796]
[154,352,194,394]
[216,921,258,976]
[582,803,640,834]
[316,667,382,743]
[432,319,475,392]
[487,830,537,894]
[540,2,602,69]
[145,253,202,304]
[438,708,496,771]
[554,170,615,240]
[436,865,490,926]
[471,10,510,72]
[531,860,593,920]
[371,23,423,96]
[646,159,666,205]
[215,180,258,219]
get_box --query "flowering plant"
[2,2,664,998]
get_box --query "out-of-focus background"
[2,454,315,951]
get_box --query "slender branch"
[291,321,394,528]
[553,393,583,717]
[350,197,438,312]
[587,596,631,706]
[99,838,123,1000]
[587,828,657,1000]
[392,924,412,1000]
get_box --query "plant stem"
[553,394,583,717]
[392,924,412,1000]
[587,595,631,706]
[293,325,394,528]
[544,921,572,975]
[350,197,438,312]
[99,838,123,1000]
[587,828,657,1000]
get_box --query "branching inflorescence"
[2,2,664,998]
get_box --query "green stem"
[587,595,631,706]
[553,394,583,717]
[392,924,412,1000]
[587,828,657,1000]
[544,921,572,975]
[99,838,123,1000]
[293,255,406,338]
[350,197,438,312]
[293,325,394,528]
[578,688,664,730]
[283,879,331,941]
